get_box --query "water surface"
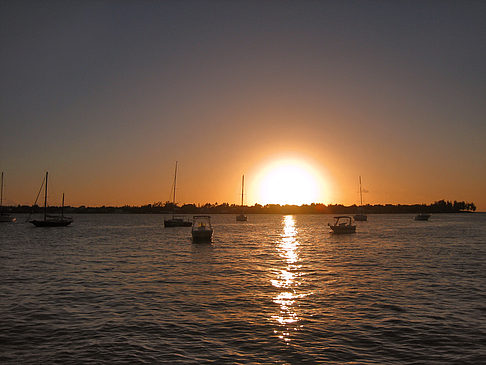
[1,214,485,363]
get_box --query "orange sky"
[1,2,485,210]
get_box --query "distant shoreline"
[5,200,477,215]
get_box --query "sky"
[1,0,485,209]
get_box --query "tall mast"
[44,171,48,221]
[61,193,64,218]
[1,172,3,208]
[172,161,178,205]
[241,175,245,206]
[359,176,363,206]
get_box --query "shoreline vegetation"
[5,200,477,215]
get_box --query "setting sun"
[252,158,328,205]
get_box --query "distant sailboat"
[30,171,73,227]
[0,172,16,223]
[236,175,247,222]
[354,176,368,221]
[164,161,191,227]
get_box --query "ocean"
[1,213,485,364]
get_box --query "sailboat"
[164,161,191,227]
[30,172,73,227]
[0,172,16,223]
[236,174,247,221]
[354,176,368,221]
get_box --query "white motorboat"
[329,216,356,234]
[192,215,213,242]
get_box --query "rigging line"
[168,161,178,207]
[168,178,175,205]
[26,175,46,222]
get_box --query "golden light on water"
[251,157,330,205]
[271,215,309,342]
[273,292,298,325]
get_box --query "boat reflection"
[271,215,307,343]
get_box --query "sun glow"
[253,158,328,205]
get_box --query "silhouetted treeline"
[7,199,477,214]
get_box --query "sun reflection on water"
[271,215,308,343]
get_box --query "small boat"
[164,215,192,227]
[31,213,73,227]
[236,174,247,222]
[192,215,213,243]
[329,216,356,234]
[30,172,73,227]
[414,213,431,221]
[236,214,247,221]
[236,213,247,222]
[354,213,367,222]
[164,161,192,227]
[353,176,367,221]
[0,172,16,223]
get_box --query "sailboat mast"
[359,176,363,206]
[172,161,178,205]
[241,175,245,206]
[1,172,3,208]
[61,193,64,218]
[44,171,48,221]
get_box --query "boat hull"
[354,214,367,221]
[329,216,356,234]
[164,219,192,227]
[30,219,72,227]
[236,214,247,222]
[414,214,431,221]
[329,225,356,234]
[192,229,213,243]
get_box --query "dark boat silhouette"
[414,213,431,221]
[164,161,192,227]
[192,215,213,242]
[29,172,73,227]
[329,216,356,234]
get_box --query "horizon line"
[6,199,477,210]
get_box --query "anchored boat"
[236,174,247,222]
[329,216,356,234]
[192,215,213,243]
[354,176,367,222]
[29,172,73,227]
[414,213,431,221]
[164,161,191,227]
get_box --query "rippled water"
[1,214,485,364]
